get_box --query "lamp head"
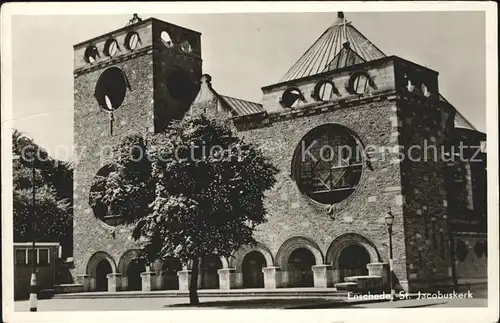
[385,210,394,228]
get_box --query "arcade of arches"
[80,235,381,292]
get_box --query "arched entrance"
[127,258,146,291]
[338,244,370,280]
[242,251,266,288]
[200,255,222,289]
[95,259,112,291]
[162,257,182,290]
[287,248,315,287]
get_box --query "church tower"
[72,15,201,290]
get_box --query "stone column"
[141,271,157,291]
[367,262,389,289]
[152,260,163,290]
[177,270,192,290]
[76,274,90,292]
[218,268,237,290]
[106,273,122,292]
[262,266,283,289]
[312,265,333,288]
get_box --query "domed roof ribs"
[279,12,386,83]
[280,28,331,82]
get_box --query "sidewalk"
[14,295,488,311]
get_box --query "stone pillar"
[76,274,90,292]
[177,270,192,290]
[106,273,122,292]
[367,262,389,288]
[312,265,333,288]
[152,260,163,290]
[262,266,283,289]
[141,271,157,291]
[218,268,237,290]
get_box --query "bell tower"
[72,15,202,281]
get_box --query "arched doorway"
[95,259,112,291]
[162,257,182,290]
[338,244,370,280]
[127,258,146,291]
[200,255,222,289]
[242,251,266,288]
[287,248,315,287]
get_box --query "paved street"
[14,296,488,311]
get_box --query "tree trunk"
[189,257,200,305]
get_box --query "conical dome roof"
[279,12,386,83]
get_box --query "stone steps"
[344,275,382,282]
[333,282,357,291]
[335,275,383,293]
[52,288,349,299]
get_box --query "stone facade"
[72,18,201,287]
[72,17,487,293]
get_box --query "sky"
[10,11,486,161]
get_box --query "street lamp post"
[28,144,38,312]
[385,210,395,301]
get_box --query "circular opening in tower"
[292,124,363,205]
[88,164,124,226]
[160,30,173,48]
[348,72,373,95]
[180,40,192,53]
[313,80,338,101]
[125,32,140,51]
[104,39,119,57]
[94,67,129,111]
[166,68,196,102]
[84,45,99,63]
[281,87,303,108]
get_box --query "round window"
[313,80,339,101]
[104,39,119,57]
[292,124,363,205]
[94,67,129,111]
[421,83,431,97]
[160,30,173,48]
[347,71,374,95]
[88,164,123,226]
[84,45,99,63]
[180,40,192,53]
[281,87,304,108]
[125,32,140,50]
[166,68,196,102]
[352,74,369,94]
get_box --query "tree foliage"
[90,115,278,303]
[12,129,73,257]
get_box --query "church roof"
[279,12,386,83]
[439,94,477,131]
[191,74,264,117]
[219,95,264,116]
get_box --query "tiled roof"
[279,12,386,83]
[190,74,264,117]
[220,95,264,116]
[439,94,477,131]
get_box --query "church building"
[72,13,487,294]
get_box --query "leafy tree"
[91,115,278,304]
[12,130,73,257]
